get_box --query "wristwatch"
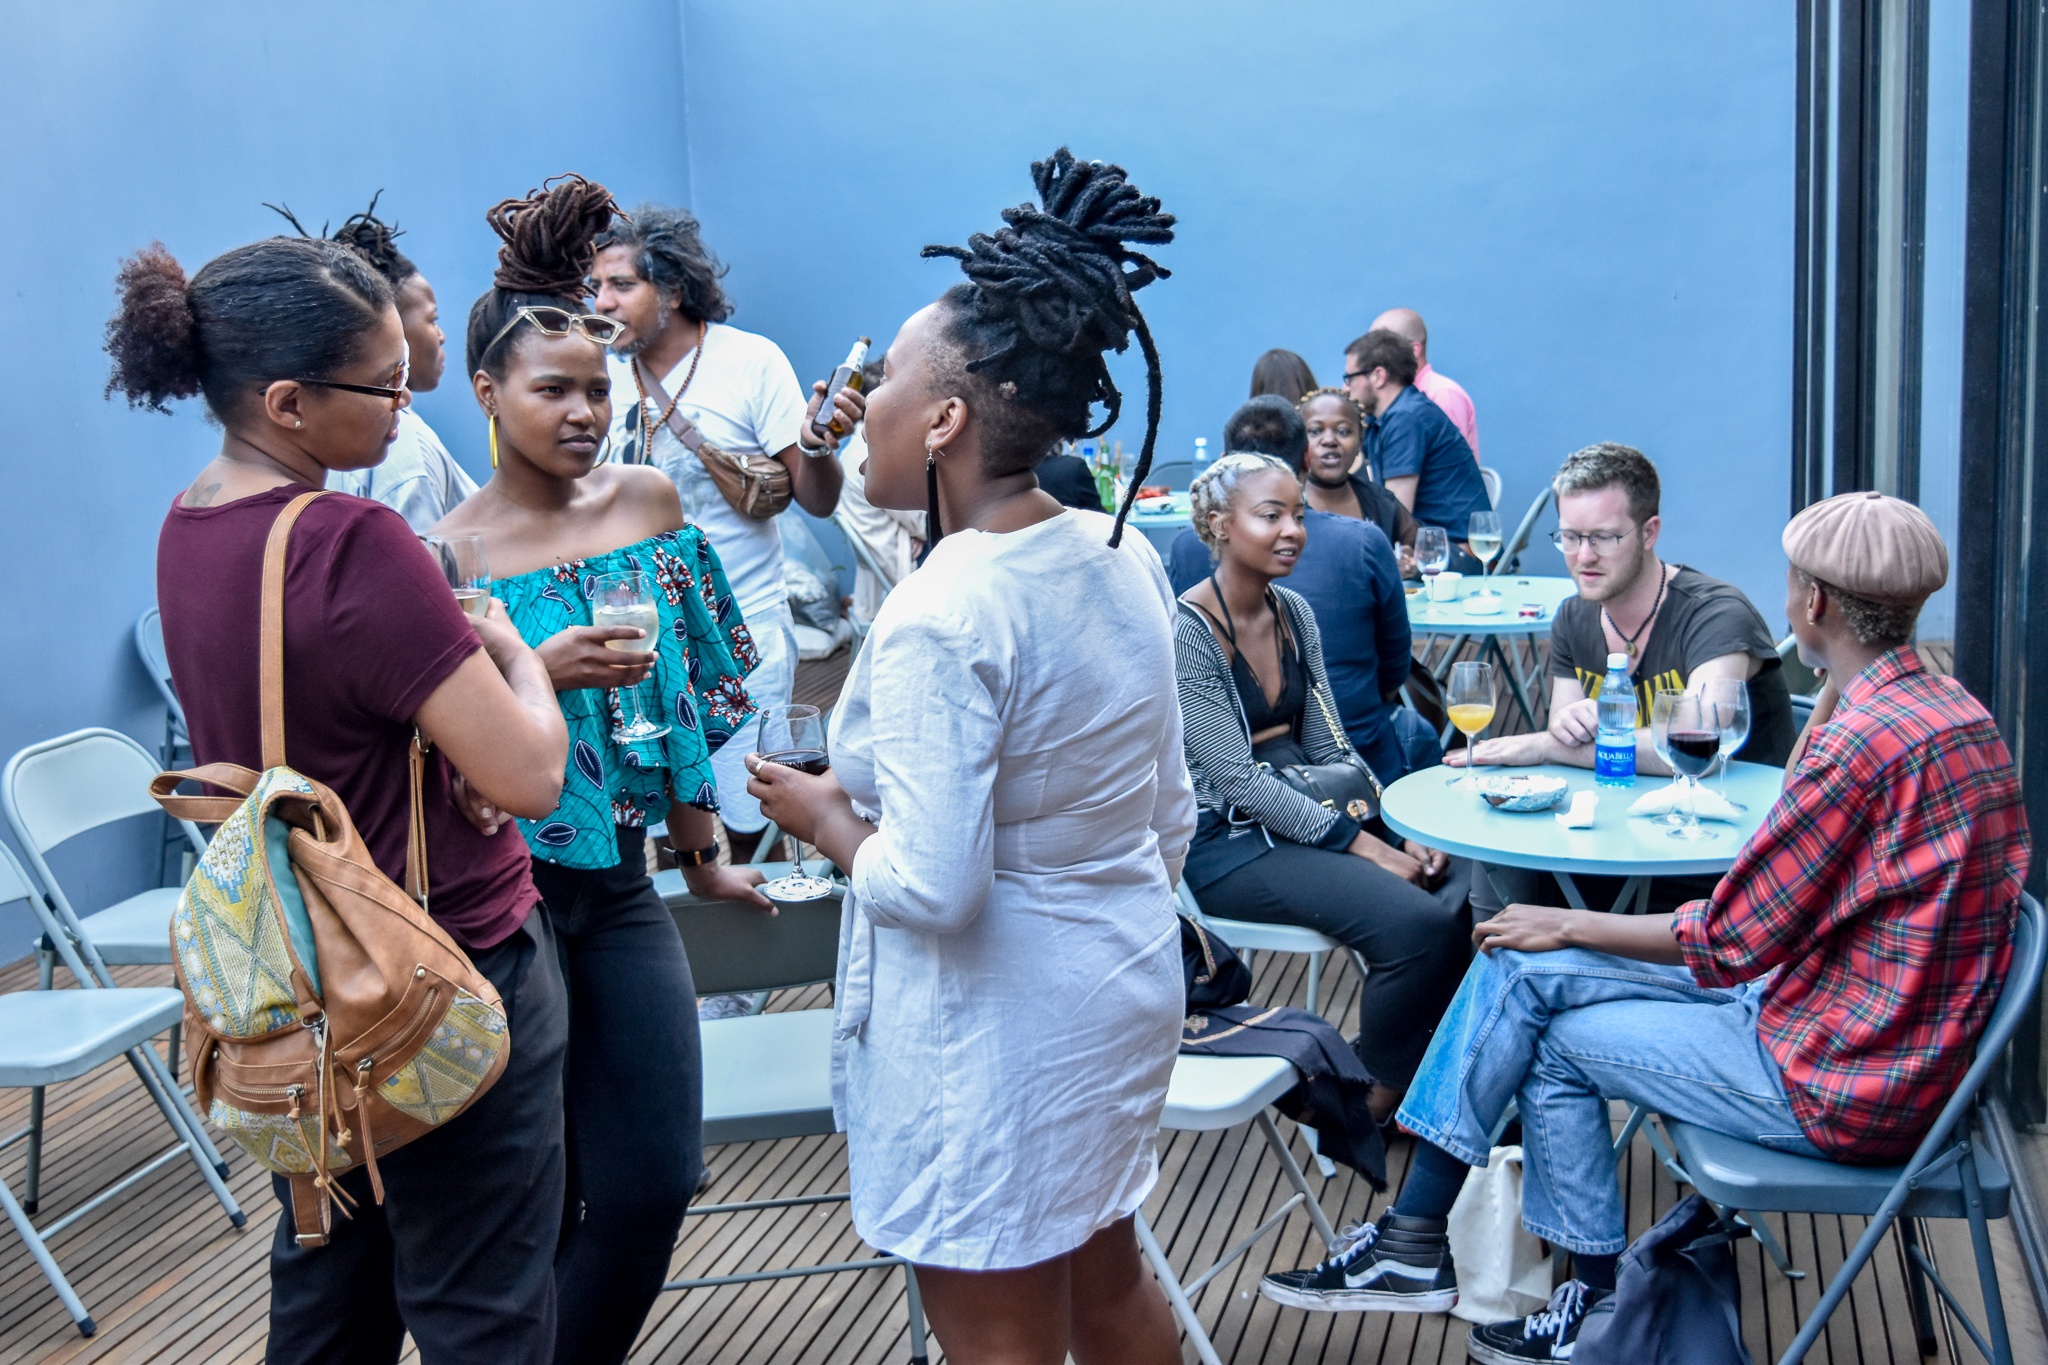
[668,842,720,867]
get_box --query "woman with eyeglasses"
[114,235,573,1359]
[426,176,850,1364]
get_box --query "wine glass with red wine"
[1651,690,1719,842]
[755,704,836,902]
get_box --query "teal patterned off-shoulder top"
[497,528,760,870]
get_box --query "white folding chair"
[832,508,900,645]
[656,869,932,1365]
[0,842,243,1337]
[1136,1054,1344,1365]
[4,729,207,977]
[1479,465,1504,511]
[1175,880,1345,1017]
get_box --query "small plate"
[1475,774,1570,812]
[1461,595,1503,616]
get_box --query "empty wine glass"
[1647,685,1685,826]
[754,705,836,902]
[1445,660,1496,787]
[1699,677,1751,812]
[1415,526,1450,618]
[1652,689,1718,842]
[591,571,670,743]
[425,534,492,618]
[1468,510,1502,598]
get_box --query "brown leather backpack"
[151,490,511,1245]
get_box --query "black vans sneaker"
[1465,1280,1611,1364]
[1259,1213,1458,1313]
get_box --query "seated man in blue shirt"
[1347,329,1492,571]
[1169,396,1430,781]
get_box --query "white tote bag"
[1447,1145,1554,1323]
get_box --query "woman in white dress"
[747,150,1193,1365]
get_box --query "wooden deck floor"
[3,942,2041,1364]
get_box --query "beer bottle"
[812,337,871,439]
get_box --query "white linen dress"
[828,508,1197,1270]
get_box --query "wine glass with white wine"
[425,534,492,618]
[1445,660,1496,787]
[591,570,670,743]
[754,705,837,902]
[1468,510,1502,599]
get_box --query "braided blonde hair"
[1190,452,1297,560]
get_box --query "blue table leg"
[1551,872,1645,915]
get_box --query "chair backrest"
[831,509,897,592]
[1145,460,1194,491]
[1480,465,1503,511]
[1498,484,1554,575]
[667,893,842,996]
[134,608,187,733]
[1898,893,2047,1174]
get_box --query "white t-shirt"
[606,323,808,622]
[332,409,479,533]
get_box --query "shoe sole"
[1464,1335,1555,1365]
[1259,1280,1459,1314]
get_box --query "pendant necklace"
[1603,564,1669,661]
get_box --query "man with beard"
[591,206,846,860]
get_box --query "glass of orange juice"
[1446,660,1497,787]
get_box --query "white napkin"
[1627,783,1742,822]
[1554,790,1598,829]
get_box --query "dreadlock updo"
[104,237,392,420]
[264,193,419,287]
[465,174,623,378]
[1190,452,1296,560]
[922,148,1175,546]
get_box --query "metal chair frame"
[1497,484,1554,576]
[0,842,243,1336]
[1662,891,2045,1365]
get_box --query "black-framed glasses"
[288,358,409,406]
[483,306,627,358]
[1550,527,1640,554]
[1343,370,1370,383]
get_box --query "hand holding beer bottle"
[805,337,871,451]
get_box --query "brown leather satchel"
[634,360,794,521]
[150,491,511,1246]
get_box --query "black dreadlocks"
[463,174,623,378]
[921,148,1175,547]
[264,192,420,287]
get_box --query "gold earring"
[489,414,500,469]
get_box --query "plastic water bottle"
[1595,651,1638,787]
[1192,437,1214,483]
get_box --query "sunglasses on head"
[484,306,626,357]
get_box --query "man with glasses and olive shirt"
[591,206,847,859]
[1450,443,1798,778]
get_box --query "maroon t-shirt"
[157,485,537,949]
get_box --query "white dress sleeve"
[1151,694,1197,887]
[848,607,1002,934]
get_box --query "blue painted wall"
[0,0,1843,961]
[0,0,692,961]
[678,0,1800,618]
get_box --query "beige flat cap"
[1782,490,1948,604]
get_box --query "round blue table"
[1378,760,1784,913]
[1408,575,1578,736]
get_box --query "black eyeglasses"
[1343,371,1369,383]
[289,358,410,406]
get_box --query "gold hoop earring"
[489,414,500,469]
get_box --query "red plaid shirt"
[1673,648,2030,1161]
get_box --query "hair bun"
[331,192,406,278]
[486,175,623,296]
[104,243,204,412]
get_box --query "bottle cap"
[1606,652,1630,670]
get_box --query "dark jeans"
[531,830,704,1365]
[266,909,568,1365]
[1200,839,1473,1086]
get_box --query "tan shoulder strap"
[260,491,328,771]
[259,489,429,908]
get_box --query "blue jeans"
[1394,947,1821,1255]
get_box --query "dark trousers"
[266,910,569,1365]
[531,831,704,1365]
[1200,840,1473,1086]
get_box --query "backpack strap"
[261,490,430,909]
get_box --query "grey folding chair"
[655,868,931,1365]
[0,841,243,1337]
[1497,484,1554,575]
[1480,465,1504,511]
[1662,891,2044,1365]
[133,608,188,755]
[4,729,206,980]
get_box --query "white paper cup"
[1427,571,1464,602]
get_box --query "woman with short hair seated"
[1176,453,1471,1116]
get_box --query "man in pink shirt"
[1371,308,1480,461]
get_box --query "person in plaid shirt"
[1258,492,2031,1365]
